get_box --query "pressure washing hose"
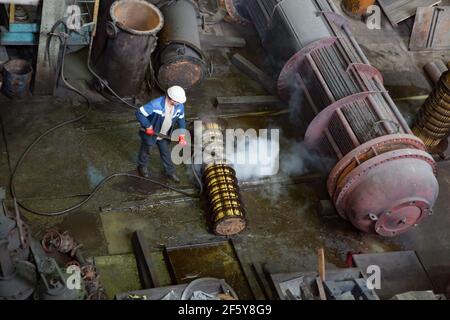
[10,26,199,217]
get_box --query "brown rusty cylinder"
[341,0,375,18]
[1,59,32,99]
[424,61,448,85]
[94,0,164,97]
[156,0,206,91]
[413,70,450,149]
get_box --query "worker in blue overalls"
[135,85,188,182]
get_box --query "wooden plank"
[409,6,450,51]
[316,277,327,300]
[9,4,15,24]
[231,54,277,94]
[216,95,283,110]
[317,248,326,281]
[378,0,442,26]
[200,34,246,48]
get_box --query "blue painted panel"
[9,23,39,33]
[0,33,37,45]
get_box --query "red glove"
[145,127,154,136]
[178,135,187,146]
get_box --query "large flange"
[331,148,438,236]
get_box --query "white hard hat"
[167,85,187,104]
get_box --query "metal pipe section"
[156,0,206,91]
[413,67,450,152]
[200,121,247,236]
[227,0,439,237]
[424,60,448,86]
[94,0,164,97]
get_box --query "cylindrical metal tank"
[94,0,164,97]
[156,0,206,91]
[227,0,439,237]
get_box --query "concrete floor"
[1,0,450,298]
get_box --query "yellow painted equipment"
[200,121,247,236]
[413,67,450,152]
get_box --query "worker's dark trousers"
[138,139,175,175]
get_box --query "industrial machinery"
[198,120,247,236]
[412,66,450,153]
[225,0,439,237]
[156,0,206,91]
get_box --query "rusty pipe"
[156,0,206,91]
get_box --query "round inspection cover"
[375,200,429,237]
[334,150,438,235]
[214,216,247,236]
[158,57,205,91]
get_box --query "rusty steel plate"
[377,0,442,27]
[410,6,450,51]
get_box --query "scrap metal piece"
[424,60,448,85]
[410,6,450,51]
[377,0,442,27]
[41,229,82,257]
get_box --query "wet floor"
[1,0,450,298]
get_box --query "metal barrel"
[94,0,164,97]
[1,59,33,99]
[156,0,206,91]
[341,0,376,18]
[227,0,439,237]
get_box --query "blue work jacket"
[135,96,186,145]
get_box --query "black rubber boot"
[137,166,149,178]
[166,173,180,183]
